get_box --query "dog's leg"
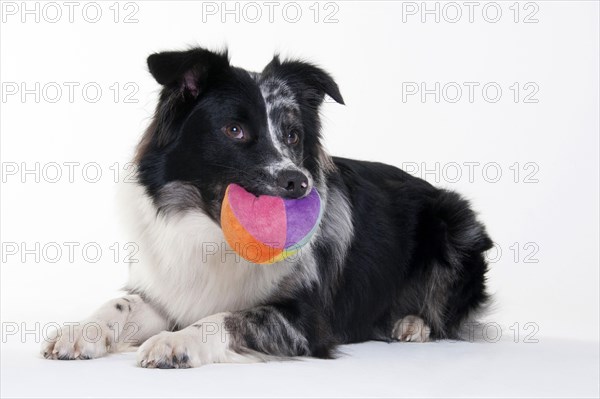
[392,315,431,342]
[137,306,316,368]
[41,294,168,360]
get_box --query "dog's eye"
[222,124,245,140]
[286,130,300,146]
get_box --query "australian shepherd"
[42,47,492,368]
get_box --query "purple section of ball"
[284,188,321,248]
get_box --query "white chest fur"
[118,182,298,327]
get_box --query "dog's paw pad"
[392,315,431,342]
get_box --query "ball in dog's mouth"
[220,183,322,264]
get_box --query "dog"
[41,47,492,368]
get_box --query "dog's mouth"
[210,171,315,222]
[223,179,314,201]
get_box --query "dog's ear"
[147,48,229,98]
[264,56,344,106]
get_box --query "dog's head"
[136,47,344,220]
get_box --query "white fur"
[137,313,260,368]
[392,315,431,343]
[41,294,167,359]
[118,181,309,328]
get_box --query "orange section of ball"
[221,191,283,264]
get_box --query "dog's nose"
[276,170,309,199]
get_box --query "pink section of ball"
[226,184,287,249]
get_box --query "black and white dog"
[42,47,492,368]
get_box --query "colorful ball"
[220,183,323,264]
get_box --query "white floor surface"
[1,337,598,398]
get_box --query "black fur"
[136,47,492,359]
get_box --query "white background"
[1,1,598,398]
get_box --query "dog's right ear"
[147,48,229,98]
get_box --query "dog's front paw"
[137,330,199,369]
[137,314,260,369]
[41,321,111,360]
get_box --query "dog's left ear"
[264,56,345,106]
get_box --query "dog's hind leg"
[413,190,492,339]
[390,189,492,341]
[392,315,431,342]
